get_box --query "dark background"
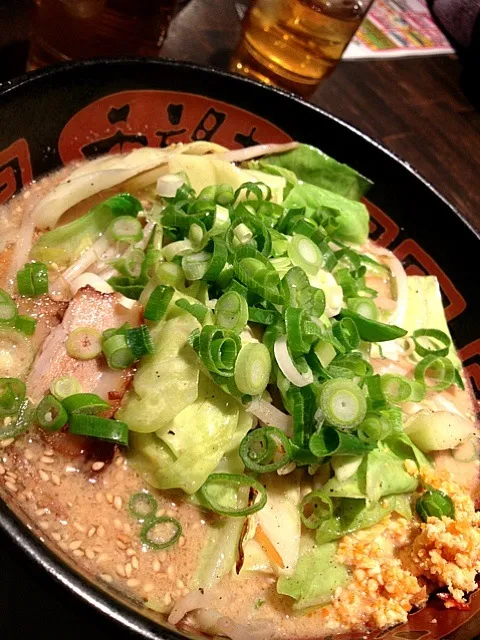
[0,1,479,639]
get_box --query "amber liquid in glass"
[230,0,366,96]
[28,0,176,70]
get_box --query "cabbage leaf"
[117,314,201,433]
[283,183,369,244]
[259,143,373,200]
[277,540,349,611]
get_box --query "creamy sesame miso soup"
[1,141,479,639]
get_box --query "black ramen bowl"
[0,58,479,640]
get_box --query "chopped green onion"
[125,325,155,358]
[203,237,228,281]
[299,491,333,529]
[309,426,372,457]
[154,262,184,288]
[182,250,211,281]
[16,262,49,297]
[50,376,83,401]
[357,413,391,444]
[215,291,248,333]
[234,181,270,203]
[163,239,194,262]
[319,378,367,429]
[36,394,68,432]
[380,374,412,404]
[414,355,455,391]
[62,392,110,415]
[199,473,267,516]
[233,246,282,305]
[248,306,278,325]
[66,327,102,360]
[144,285,174,322]
[234,343,271,395]
[102,333,136,370]
[193,325,241,377]
[314,341,336,368]
[68,414,129,446]
[412,328,451,358]
[332,317,360,351]
[0,398,33,440]
[129,492,158,521]
[239,427,291,472]
[140,516,182,550]
[287,234,323,275]
[112,247,145,278]
[175,299,208,323]
[365,374,387,410]
[0,378,26,416]
[108,216,143,243]
[339,309,407,342]
[347,297,379,320]
[0,289,17,323]
[281,267,325,317]
[14,315,37,335]
[416,488,455,522]
[108,275,146,300]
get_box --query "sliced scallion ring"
[234,343,271,396]
[144,285,174,321]
[68,414,129,446]
[0,377,26,416]
[199,473,267,516]
[414,355,455,391]
[140,516,182,550]
[50,376,83,401]
[319,378,367,429]
[0,289,17,323]
[412,328,451,358]
[108,216,143,243]
[36,394,68,432]
[61,392,110,415]
[287,234,323,275]
[14,315,37,335]
[380,374,412,404]
[66,327,102,360]
[215,291,248,333]
[0,398,33,441]
[239,427,291,473]
[347,297,379,321]
[299,491,333,529]
[129,492,158,521]
[102,333,136,370]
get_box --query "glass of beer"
[27,0,178,70]
[230,0,374,97]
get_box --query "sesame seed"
[176,579,185,589]
[132,556,139,570]
[85,548,95,560]
[167,566,175,579]
[51,532,62,542]
[115,456,125,466]
[117,533,130,544]
[74,522,86,533]
[125,563,133,578]
[153,559,161,573]
[92,461,105,471]
[116,564,126,577]
[5,471,16,480]
[40,456,54,464]
[59,541,68,551]
[51,473,61,486]
[166,509,176,518]
[123,522,132,535]
[114,496,123,510]
[163,593,172,606]
[24,450,34,460]
[116,540,127,550]
[127,578,140,588]
[158,551,167,562]
[97,553,109,564]
[179,536,186,548]
[0,463,5,475]
[126,548,136,557]
[88,527,96,538]
[36,507,48,517]
[106,492,114,504]
[44,449,54,456]
[69,540,83,551]
[73,549,85,558]
[97,525,106,538]
[39,470,49,482]
[5,481,17,492]
[39,521,49,530]
[0,438,14,448]
[99,573,113,583]
[143,583,155,593]
[156,509,165,517]
[113,519,122,530]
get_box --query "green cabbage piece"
[277,540,349,611]
[315,494,412,544]
[259,143,372,200]
[283,183,370,245]
[128,374,253,494]
[366,447,418,502]
[117,314,201,433]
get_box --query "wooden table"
[1,0,478,230]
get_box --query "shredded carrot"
[255,526,284,568]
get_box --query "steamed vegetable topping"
[1,140,477,634]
